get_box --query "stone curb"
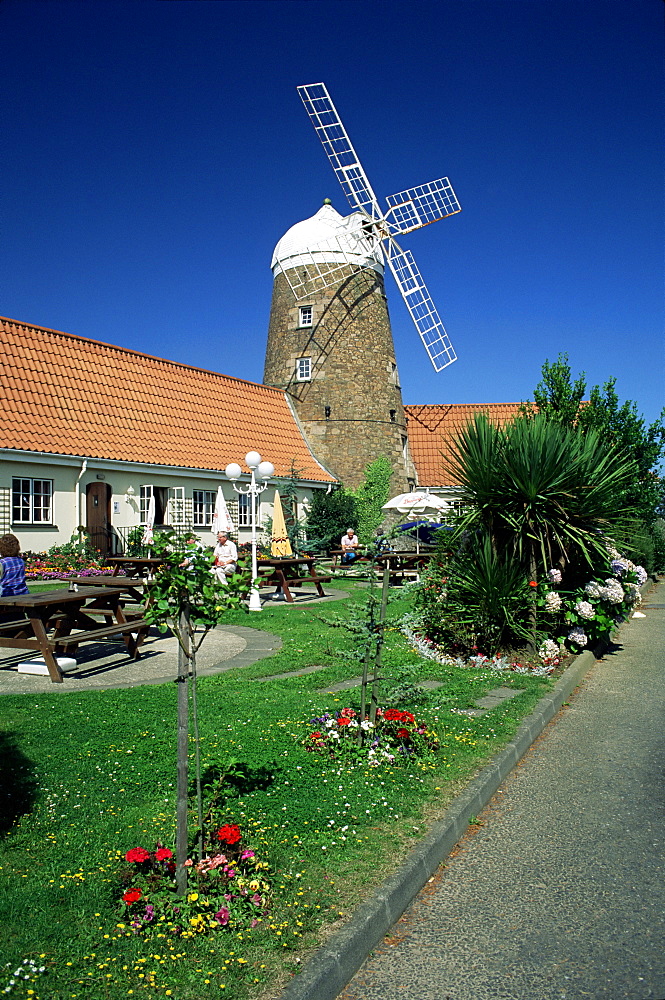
[279,579,656,1000]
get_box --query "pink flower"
[214,907,230,926]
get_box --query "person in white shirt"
[340,528,359,565]
[213,531,238,584]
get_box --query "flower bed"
[119,826,271,939]
[302,706,440,766]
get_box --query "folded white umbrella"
[212,486,235,536]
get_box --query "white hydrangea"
[610,558,630,577]
[567,627,588,647]
[635,565,648,586]
[600,578,625,604]
[624,583,642,606]
[544,591,562,612]
[574,600,596,620]
[547,568,562,585]
[585,581,603,599]
[538,638,560,661]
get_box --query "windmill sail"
[297,83,382,218]
[294,82,461,371]
[387,243,457,371]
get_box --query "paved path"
[339,581,665,1000]
[0,585,349,694]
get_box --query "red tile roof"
[404,402,525,486]
[0,316,335,482]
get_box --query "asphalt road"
[338,582,665,1000]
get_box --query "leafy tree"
[144,531,251,893]
[527,353,665,568]
[349,455,393,543]
[302,488,357,553]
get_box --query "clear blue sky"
[2,0,663,428]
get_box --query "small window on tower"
[296,357,312,381]
[299,305,313,328]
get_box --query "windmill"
[272,82,461,372]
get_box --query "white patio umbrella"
[382,491,451,554]
[141,494,155,545]
[212,486,235,536]
[382,491,452,516]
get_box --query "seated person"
[213,530,238,585]
[0,533,29,597]
[340,528,359,565]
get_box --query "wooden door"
[86,482,112,555]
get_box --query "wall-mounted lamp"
[390,409,396,423]
[324,405,331,419]
[124,485,136,503]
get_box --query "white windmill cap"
[271,202,384,276]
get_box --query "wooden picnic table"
[256,556,331,603]
[0,586,150,683]
[57,576,148,604]
[374,550,433,583]
[329,547,369,569]
[106,556,163,578]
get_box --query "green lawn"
[0,581,555,999]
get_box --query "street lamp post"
[225,451,274,612]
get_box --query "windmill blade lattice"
[292,82,461,371]
[297,83,382,219]
[385,177,461,235]
[387,243,457,371]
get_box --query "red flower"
[383,709,403,721]
[401,712,415,724]
[122,888,142,904]
[125,847,151,863]
[396,728,411,739]
[529,581,538,587]
[310,731,322,739]
[216,824,242,845]
[155,847,173,861]
[337,718,351,727]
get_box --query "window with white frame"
[296,357,312,381]
[139,485,153,525]
[167,487,185,525]
[237,493,251,527]
[12,478,53,524]
[298,305,313,327]
[193,490,216,527]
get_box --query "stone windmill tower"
[264,83,461,493]
[264,199,415,492]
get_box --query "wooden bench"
[55,618,150,650]
[0,586,152,683]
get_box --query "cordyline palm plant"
[442,413,638,651]
[451,413,638,578]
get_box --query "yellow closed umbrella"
[270,489,293,558]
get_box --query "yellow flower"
[187,892,199,903]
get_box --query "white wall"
[1,453,318,554]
